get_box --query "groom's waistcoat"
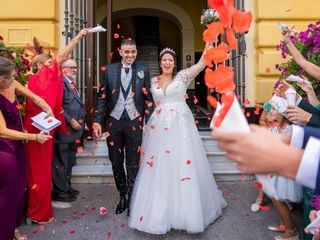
[110,64,139,120]
[94,62,154,124]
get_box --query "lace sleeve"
[176,55,206,87]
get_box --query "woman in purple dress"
[0,57,52,240]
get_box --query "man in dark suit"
[52,59,85,202]
[93,39,154,215]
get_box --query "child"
[264,98,302,240]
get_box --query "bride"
[128,43,227,234]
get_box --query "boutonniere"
[137,70,144,79]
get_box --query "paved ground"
[19,181,303,240]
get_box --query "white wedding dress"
[128,58,227,234]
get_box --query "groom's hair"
[121,39,136,48]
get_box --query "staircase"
[72,131,253,184]
[136,45,159,78]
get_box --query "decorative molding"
[8,28,31,45]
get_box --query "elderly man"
[52,59,85,202]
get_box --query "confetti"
[114,33,119,39]
[142,87,147,95]
[181,177,191,181]
[226,27,237,50]
[232,10,253,33]
[253,180,262,188]
[146,161,154,167]
[259,205,270,211]
[101,66,107,71]
[99,207,107,215]
[203,22,224,43]
[77,147,84,153]
[16,103,22,110]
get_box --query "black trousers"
[52,142,76,193]
[106,117,143,201]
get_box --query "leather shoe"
[52,192,77,202]
[69,187,80,196]
[115,195,127,214]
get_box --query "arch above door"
[96,0,195,72]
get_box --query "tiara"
[160,47,176,57]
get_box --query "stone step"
[76,150,226,165]
[71,164,253,184]
[78,137,222,162]
[72,131,248,182]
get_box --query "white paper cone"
[286,92,296,105]
[286,75,305,83]
[306,214,320,234]
[211,97,279,200]
[89,26,107,33]
[211,97,250,132]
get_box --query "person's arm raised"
[282,30,320,81]
[56,28,90,66]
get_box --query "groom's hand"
[93,123,102,138]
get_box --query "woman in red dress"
[24,29,90,224]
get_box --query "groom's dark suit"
[94,62,153,204]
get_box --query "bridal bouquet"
[200,8,220,26]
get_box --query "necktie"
[124,68,130,75]
[71,82,80,97]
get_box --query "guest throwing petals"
[24,29,90,224]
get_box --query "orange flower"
[232,10,252,33]
[205,42,229,66]
[207,95,218,108]
[203,22,224,43]
[209,0,235,27]
[205,65,235,93]
[226,27,237,50]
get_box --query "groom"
[93,39,154,215]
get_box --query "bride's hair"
[159,49,177,78]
